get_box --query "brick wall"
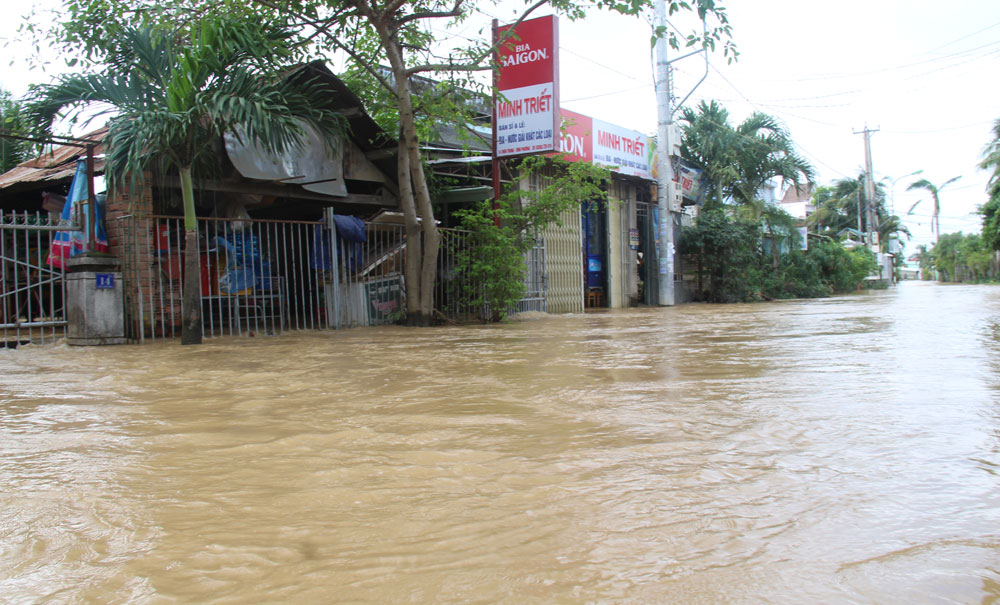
[105,179,165,339]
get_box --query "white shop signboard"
[495,15,560,158]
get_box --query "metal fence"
[1,210,74,347]
[114,212,489,342]
[512,238,547,314]
[3,207,550,346]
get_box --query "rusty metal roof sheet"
[0,127,108,193]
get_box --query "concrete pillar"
[66,253,126,345]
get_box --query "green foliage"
[453,157,610,321]
[26,15,344,213]
[806,241,877,294]
[678,99,814,212]
[979,118,1000,251]
[681,210,876,302]
[680,209,763,302]
[980,195,1000,251]
[929,231,998,282]
[508,156,612,232]
[0,88,35,173]
[453,198,532,321]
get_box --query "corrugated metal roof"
[0,127,108,192]
[0,64,399,195]
[288,62,397,179]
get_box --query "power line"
[560,46,649,85]
[881,120,996,135]
[926,19,1000,53]
[701,62,855,179]
[900,47,1000,82]
[562,84,650,103]
[767,39,1000,83]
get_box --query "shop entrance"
[582,202,606,308]
[636,199,658,305]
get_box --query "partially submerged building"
[1,62,421,344]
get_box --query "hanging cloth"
[47,159,108,268]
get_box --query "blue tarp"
[312,215,367,271]
[331,214,366,243]
[213,231,274,293]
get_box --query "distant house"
[837,228,866,248]
[779,182,815,221]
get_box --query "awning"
[224,123,347,198]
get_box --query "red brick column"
[105,178,155,339]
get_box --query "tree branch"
[407,62,491,76]
[397,0,466,26]
[381,0,410,16]
[251,0,395,95]
[405,0,550,76]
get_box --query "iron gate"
[514,237,547,314]
[1,210,76,347]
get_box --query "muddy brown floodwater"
[1,281,999,603]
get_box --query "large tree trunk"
[397,135,424,322]
[385,34,439,326]
[179,165,202,345]
[406,127,440,324]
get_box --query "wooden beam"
[365,148,397,161]
[161,177,396,206]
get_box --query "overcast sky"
[477,0,1000,253]
[4,1,1000,253]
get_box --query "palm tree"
[907,176,961,241]
[876,215,911,253]
[28,16,343,344]
[729,112,815,210]
[807,180,861,236]
[808,174,908,250]
[809,175,866,234]
[980,119,1000,198]
[978,119,1000,250]
[678,100,741,209]
[679,100,815,212]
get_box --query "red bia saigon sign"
[494,15,559,157]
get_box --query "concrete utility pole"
[653,0,708,306]
[855,125,879,249]
[654,0,675,306]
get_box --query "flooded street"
[2,280,999,602]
